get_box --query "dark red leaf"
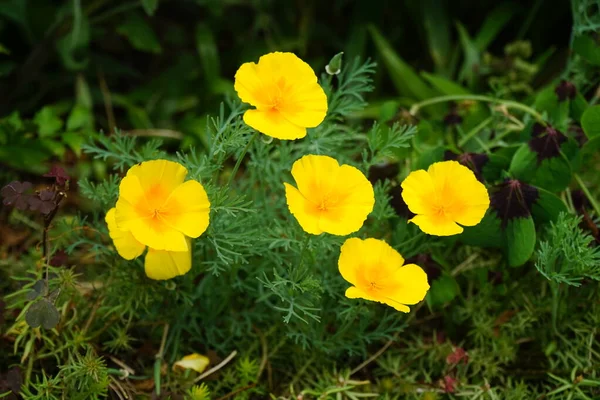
[43,165,70,186]
[555,80,576,102]
[1,181,33,210]
[28,189,56,215]
[446,347,469,365]
[490,180,539,227]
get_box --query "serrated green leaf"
[581,105,600,139]
[34,107,63,137]
[117,13,162,54]
[25,299,60,329]
[505,216,536,267]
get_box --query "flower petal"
[256,52,317,85]
[160,180,211,238]
[127,159,188,201]
[338,238,365,286]
[383,264,430,305]
[243,109,306,140]
[279,82,328,128]
[290,155,340,203]
[284,183,322,235]
[408,214,463,236]
[345,286,411,313]
[400,169,436,215]
[173,353,210,373]
[234,62,269,108]
[144,242,191,280]
[115,179,189,252]
[105,208,145,260]
[317,164,374,235]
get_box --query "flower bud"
[325,52,343,75]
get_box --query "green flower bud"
[325,52,344,75]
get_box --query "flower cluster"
[105,51,490,313]
[105,160,210,280]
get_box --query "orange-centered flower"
[234,52,328,140]
[106,208,192,280]
[401,160,489,236]
[338,238,430,312]
[284,155,374,236]
[115,160,211,252]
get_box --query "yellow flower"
[105,208,192,280]
[401,160,489,236]
[234,52,328,140]
[284,155,375,236]
[173,353,210,373]
[338,238,430,312]
[115,160,210,252]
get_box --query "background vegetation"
[1,0,600,399]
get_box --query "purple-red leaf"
[1,181,33,210]
[28,189,56,215]
[43,165,70,186]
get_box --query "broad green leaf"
[474,2,517,51]
[421,0,452,74]
[481,154,511,182]
[426,274,459,307]
[570,92,588,123]
[421,72,470,95]
[531,188,567,224]
[66,104,93,131]
[509,144,537,182]
[63,132,85,157]
[572,34,600,66]
[40,139,66,157]
[533,85,569,130]
[505,216,536,267]
[368,24,434,100]
[580,136,600,165]
[56,0,90,71]
[75,74,93,109]
[34,106,63,137]
[0,43,9,54]
[25,299,60,329]
[581,105,600,138]
[195,23,220,85]
[26,280,46,301]
[414,145,444,170]
[460,211,503,248]
[117,13,162,54]
[456,22,480,88]
[141,0,159,15]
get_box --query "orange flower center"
[135,183,182,232]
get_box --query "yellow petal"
[316,164,374,235]
[400,169,436,215]
[382,264,430,305]
[243,109,306,140]
[339,238,404,287]
[144,241,192,280]
[290,155,340,203]
[161,180,211,238]
[173,353,210,373]
[127,160,188,203]
[338,238,365,286]
[279,82,328,128]
[408,214,463,236]
[284,183,323,235]
[345,286,410,313]
[255,52,317,85]
[234,62,269,108]
[105,208,145,260]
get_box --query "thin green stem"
[227,131,259,187]
[410,94,546,124]
[458,116,493,147]
[574,174,600,217]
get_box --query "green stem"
[550,282,560,334]
[292,234,312,282]
[227,131,259,187]
[458,116,493,147]
[410,94,546,124]
[574,174,600,217]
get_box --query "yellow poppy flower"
[338,238,430,312]
[284,155,375,236]
[115,160,211,252]
[401,160,489,236]
[234,52,328,140]
[173,353,210,373]
[105,208,192,280]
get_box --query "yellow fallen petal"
[173,353,210,373]
[144,241,192,280]
[105,208,146,260]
